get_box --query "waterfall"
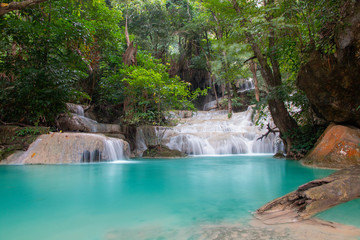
[103,138,129,161]
[136,108,283,156]
[238,78,255,92]
[75,105,85,116]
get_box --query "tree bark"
[122,15,138,116]
[0,0,47,16]
[222,51,232,118]
[122,41,138,66]
[249,60,260,102]
[227,82,232,117]
[125,16,130,47]
[256,165,360,224]
[212,76,220,109]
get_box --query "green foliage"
[14,126,49,137]
[0,4,87,125]
[0,0,125,126]
[100,52,207,125]
[0,0,348,138]
[284,124,326,154]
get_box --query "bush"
[284,124,327,158]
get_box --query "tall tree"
[228,0,299,153]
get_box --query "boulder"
[56,113,121,133]
[142,145,187,158]
[1,132,130,164]
[273,151,285,159]
[296,2,360,127]
[302,124,360,169]
[66,103,86,116]
[256,165,360,224]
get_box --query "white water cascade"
[103,138,129,161]
[238,78,255,92]
[60,103,121,133]
[136,108,283,156]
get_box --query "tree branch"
[0,0,48,16]
[0,120,32,127]
[257,123,279,141]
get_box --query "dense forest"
[1,0,359,157]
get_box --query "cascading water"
[60,104,121,133]
[136,108,283,156]
[103,138,129,161]
[81,137,130,163]
[75,104,85,116]
[238,78,255,92]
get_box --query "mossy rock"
[273,151,285,159]
[143,145,187,158]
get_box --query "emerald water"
[0,156,359,240]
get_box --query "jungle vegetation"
[0,0,349,154]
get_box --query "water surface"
[0,156,359,240]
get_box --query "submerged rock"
[0,132,130,164]
[256,165,360,223]
[273,151,285,159]
[142,145,187,158]
[302,124,360,169]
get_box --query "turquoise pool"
[0,155,359,239]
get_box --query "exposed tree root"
[256,166,360,224]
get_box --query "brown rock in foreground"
[302,124,360,169]
[256,166,360,224]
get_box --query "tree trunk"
[0,0,47,16]
[250,33,298,153]
[227,82,232,118]
[212,76,220,109]
[249,60,260,102]
[256,165,360,224]
[232,83,238,98]
[122,16,138,116]
[122,41,138,66]
[230,0,299,153]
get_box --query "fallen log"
[255,165,360,224]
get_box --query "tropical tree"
[0,0,124,125]
[100,51,206,125]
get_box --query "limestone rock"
[66,103,86,116]
[302,124,360,169]
[0,132,130,165]
[56,113,121,133]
